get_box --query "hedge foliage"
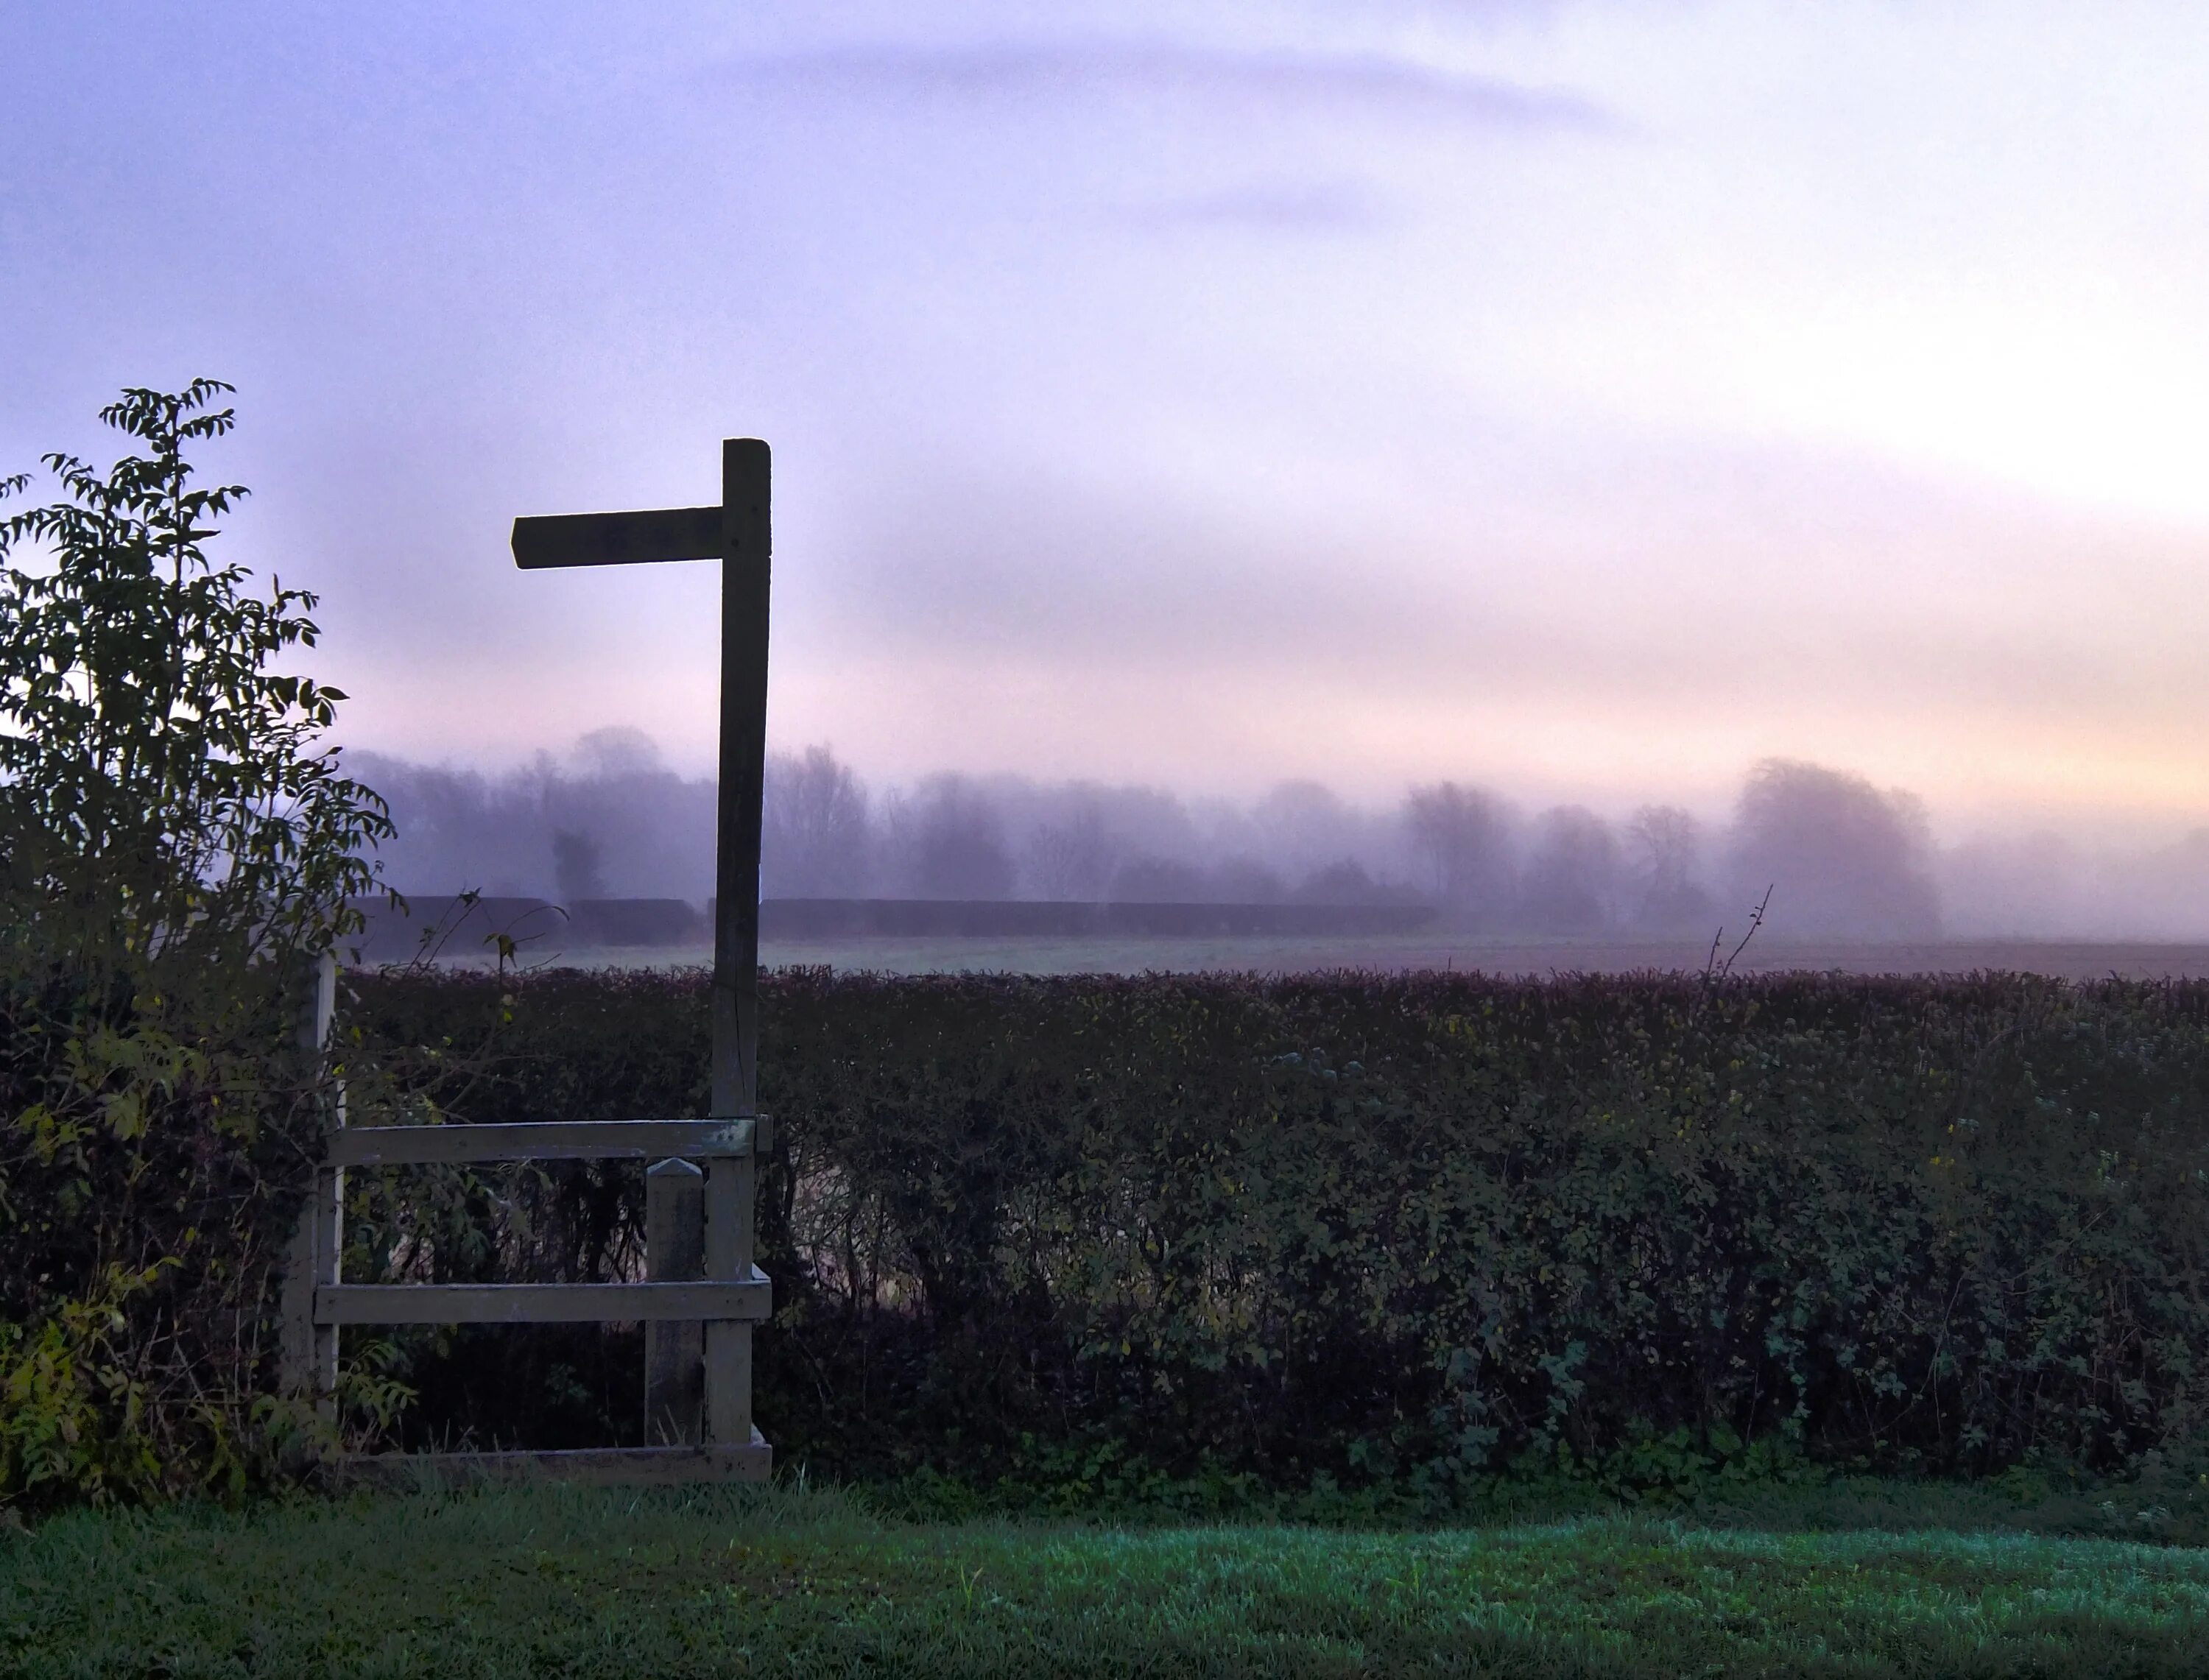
[0,967,332,1508]
[340,967,2209,1492]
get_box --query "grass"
[7,1480,2209,1677]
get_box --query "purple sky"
[7,1,2208,839]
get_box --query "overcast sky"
[6,1,2208,838]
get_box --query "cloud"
[714,38,1616,132]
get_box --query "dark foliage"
[0,383,393,1506]
[341,967,2209,1491]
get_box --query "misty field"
[12,1481,2209,1679]
[457,931,2209,981]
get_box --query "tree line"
[359,741,1947,939]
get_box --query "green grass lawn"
[7,1482,2209,1678]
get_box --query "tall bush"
[0,382,391,1507]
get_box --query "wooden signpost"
[281,440,777,1483]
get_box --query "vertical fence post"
[703,1148,755,1444]
[645,1158,706,1444]
[278,950,343,1419]
[706,437,769,1449]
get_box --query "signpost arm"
[706,437,770,1446]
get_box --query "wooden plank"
[311,1164,343,1421]
[704,1154,755,1444]
[328,1118,753,1167]
[315,1272,769,1325]
[645,1160,705,1445]
[277,953,334,1400]
[325,1433,772,1489]
[511,505,724,570]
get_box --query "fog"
[350,736,2209,942]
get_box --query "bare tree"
[1404,781,1513,926]
[1728,758,1940,938]
[551,829,607,902]
[884,774,1015,899]
[1024,801,1118,900]
[1519,805,1619,935]
[1251,780,1362,880]
[762,744,871,897]
[1625,803,1712,931]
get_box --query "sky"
[4,0,2208,840]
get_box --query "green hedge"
[339,968,2209,1492]
[0,968,328,1507]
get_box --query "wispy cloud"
[715,38,1616,132]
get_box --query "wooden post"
[509,440,773,1468]
[715,437,771,1119]
[278,950,342,1419]
[707,438,769,1446]
[644,1158,705,1444]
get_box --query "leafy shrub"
[342,966,2209,1492]
[0,384,391,1508]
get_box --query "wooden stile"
[276,440,778,1483]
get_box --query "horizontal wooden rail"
[328,1118,755,1167]
[315,1271,771,1325]
[325,1435,773,1489]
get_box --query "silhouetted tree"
[762,744,871,897]
[517,728,717,903]
[1625,803,1713,931]
[1025,801,1118,900]
[551,829,607,902]
[887,774,1015,899]
[1404,780,1513,925]
[361,734,721,903]
[1252,780,1362,880]
[1519,805,1618,934]
[1728,758,1940,938]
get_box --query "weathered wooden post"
[706,439,769,1447]
[644,1157,705,1442]
[510,437,774,1464]
[278,949,343,1419]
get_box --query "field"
[11,1480,2209,1678]
[459,932,2209,981]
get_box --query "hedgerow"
[342,966,2209,1494]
